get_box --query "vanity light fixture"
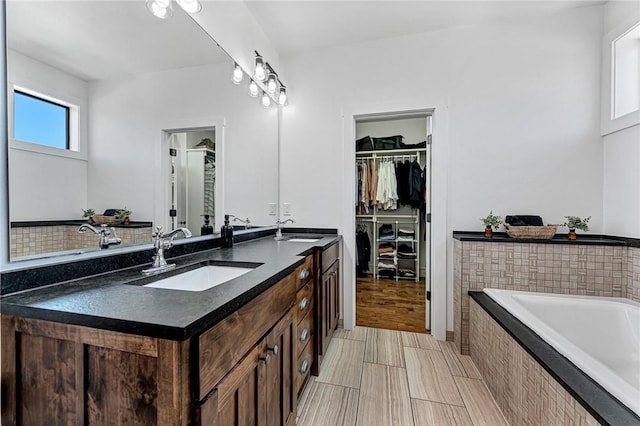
[278,86,288,106]
[248,80,259,97]
[261,91,272,108]
[253,53,267,82]
[232,63,244,85]
[266,72,278,95]
[146,0,201,19]
[176,0,201,14]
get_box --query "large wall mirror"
[5,0,278,262]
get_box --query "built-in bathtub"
[484,289,640,417]
[469,289,640,425]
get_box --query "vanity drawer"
[296,281,313,323]
[295,255,314,289]
[198,273,296,399]
[296,310,313,358]
[296,336,314,395]
[321,242,339,273]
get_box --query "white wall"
[280,6,604,334]
[7,50,89,221]
[602,1,640,238]
[88,62,279,228]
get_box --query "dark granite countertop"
[453,231,628,246]
[0,234,340,341]
[469,291,639,426]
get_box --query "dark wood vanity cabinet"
[317,241,341,365]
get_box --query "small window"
[13,90,70,150]
[612,22,640,119]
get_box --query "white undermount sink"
[143,265,252,292]
[286,238,321,243]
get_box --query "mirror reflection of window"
[612,22,640,119]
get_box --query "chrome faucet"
[78,224,122,249]
[142,226,192,276]
[229,215,251,229]
[274,218,295,241]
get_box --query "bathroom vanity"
[0,233,342,425]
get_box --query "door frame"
[341,100,449,341]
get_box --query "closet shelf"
[356,148,427,156]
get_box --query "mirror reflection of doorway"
[167,129,216,235]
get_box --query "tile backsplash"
[454,239,634,354]
[11,225,152,257]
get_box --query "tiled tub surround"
[10,222,153,257]
[469,292,640,425]
[453,234,631,354]
[629,246,640,301]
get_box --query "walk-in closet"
[355,113,431,333]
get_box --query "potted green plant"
[481,211,503,237]
[81,208,95,224]
[116,207,132,225]
[562,216,590,240]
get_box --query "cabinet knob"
[300,328,309,343]
[299,268,310,280]
[300,359,309,375]
[299,297,309,310]
[260,354,271,365]
[268,345,279,355]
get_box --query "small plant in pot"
[116,207,132,225]
[481,211,503,237]
[562,216,590,240]
[81,208,95,224]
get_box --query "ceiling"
[243,0,606,55]
[6,1,230,82]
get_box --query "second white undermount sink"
[143,265,253,292]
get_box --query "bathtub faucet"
[78,224,122,249]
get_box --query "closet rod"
[356,148,427,156]
[356,154,419,161]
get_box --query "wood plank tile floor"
[297,326,508,426]
[356,277,427,333]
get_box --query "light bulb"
[146,0,173,19]
[261,92,272,108]
[278,87,288,106]
[266,73,277,95]
[176,0,202,14]
[254,56,266,82]
[248,80,259,98]
[232,64,244,85]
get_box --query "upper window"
[612,22,640,119]
[13,90,70,150]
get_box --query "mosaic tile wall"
[454,240,626,354]
[10,225,152,257]
[628,247,640,302]
[469,298,600,425]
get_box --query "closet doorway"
[355,113,432,333]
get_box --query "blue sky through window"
[14,91,68,149]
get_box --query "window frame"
[13,89,71,150]
[601,15,640,136]
[8,83,86,161]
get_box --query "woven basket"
[91,214,124,225]
[504,223,557,240]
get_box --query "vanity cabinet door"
[265,307,297,426]
[321,260,340,356]
[205,343,268,426]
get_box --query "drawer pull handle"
[299,297,309,310]
[300,328,309,343]
[299,268,310,280]
[260,354,271,365]
[268,345,279,355]
[300,359,309,375]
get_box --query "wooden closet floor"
[356,276,427,333]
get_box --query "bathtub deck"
[296,326,508,426]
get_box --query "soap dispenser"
[221,214,234,248]
[201,214,213,235]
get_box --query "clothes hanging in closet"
[409,159,425,209]
[376,160,398,210]
[356,224,371,277]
